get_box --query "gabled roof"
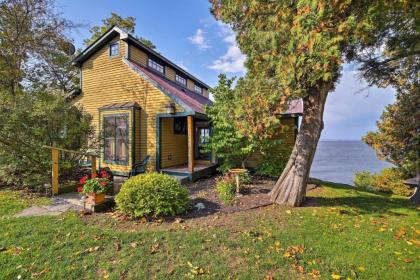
[125,59,212,114]
[73,26,210,89]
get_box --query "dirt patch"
[81,176,322,232]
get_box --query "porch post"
[51,148,59,195]
[187,115,194,173]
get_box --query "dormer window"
[148,58,164,74]
[175,74,187,86]
[109,42,119,57]
[194,85,202,94]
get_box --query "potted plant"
[77,170,112,205]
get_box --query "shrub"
[353,168,411,196]
[354,171,374,189]
[115,173,190,218]
[256,147,291,177]
[216,178,236,204]
[239,171,252,185]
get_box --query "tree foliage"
[363,80,420,175]
[0,0,96,189]
[0,0,78,94]
[210,0,418,206]
[205,74,255,171]
[84,12,156,49]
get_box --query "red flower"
[99,170,109,178]
[91,173,97,178]
[100,181,107,187]
[77,186,83,193]
[79,175,88,184]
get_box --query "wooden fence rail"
[43,146,98,195]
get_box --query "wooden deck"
[161,162,218,181]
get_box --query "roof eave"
[123,35,211,89]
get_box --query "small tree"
[84,12,156,49]
[205,74,255,171]
[363,80,420,177]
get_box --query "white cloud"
[209,23,246,73]
[188,29,210,50]
[322,70,395,140]
[175,61,188,71]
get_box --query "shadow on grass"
[306,178,417,215]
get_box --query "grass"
[0,181,419,279]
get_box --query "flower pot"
[86,192,105,205]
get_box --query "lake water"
[310,140,392,185]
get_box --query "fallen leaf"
[309,269,321,278]
[403,258,413,263]
[331,272,342,279]
[114,242,121,251]
[130,242,138,248]
[358,266,365,272]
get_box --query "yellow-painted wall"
[187,79,195,91]
[165,66,176,81]
[129,45,148,66]
[75,36,184,173]
[202,88,209,98]
[160,118,188,168]
[245,117,297,168]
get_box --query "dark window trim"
[175,74,187,86]
[109,42,119,57]
[147,58,165,74]
[194,84,202,94]
[103,114,129,166]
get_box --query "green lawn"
[0,182,419,279]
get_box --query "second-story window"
[109,42,119,57]
[194,85,202,94]
[148,59,164,74]
[175,74,187,86]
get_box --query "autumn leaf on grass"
[149,243,159,254]
[331,272,342,279]
[5,247,24,255]
[308,268,321,278]
[394,228,406,240]
[283,245,304,258]
[186,261,205,278]
[403,258,413,263]
[32,268,49,278]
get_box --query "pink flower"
[77,186,83,193]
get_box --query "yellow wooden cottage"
[69,26,302,181]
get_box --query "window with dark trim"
[109,42,119,57]
[103,115,129,164]
[173,117,187,135]
[148,58,164,74]
[194,84,202,94]
[175,74,187,86]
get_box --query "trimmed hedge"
[115,173,190,218]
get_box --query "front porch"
[157,113,218,181]
[161,161,218,182]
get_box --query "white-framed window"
[148,59,164,74]
[109,42,119,57]
[175,74,187,86]
[194,84,202,94]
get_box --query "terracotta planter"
[86,192,105,205]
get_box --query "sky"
[57,0,396,140]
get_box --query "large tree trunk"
[269,85,331,206]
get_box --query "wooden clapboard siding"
[165,66,176,81]
[76,37,184,172]
[245,117,297,168]
[160,118,188,168]
[187,79,195,91]
[129,45,148,66]
[202,88,209,98]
